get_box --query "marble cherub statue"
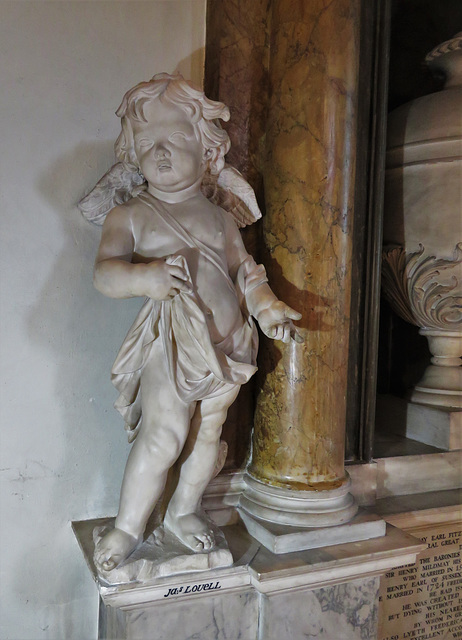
[79,73,302,572]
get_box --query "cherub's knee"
[195,409,228,444]
[138,426,184,466]
[197,390,238,440]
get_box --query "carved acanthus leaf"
[381,244,462,330]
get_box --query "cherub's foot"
[94,527,141,571]
[164,511,215,552]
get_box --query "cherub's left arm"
[224,212,303,344]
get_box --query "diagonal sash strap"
[138,192,236,296]
[111,194,261,440]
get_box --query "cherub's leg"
[94,341,194,571]
[164,385,240,552]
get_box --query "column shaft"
[249,0,361,490]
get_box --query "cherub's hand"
[257,301,303,343]
[143,257,192,300]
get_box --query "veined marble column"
[240,0,361,529]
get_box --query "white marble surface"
[75,514,427,639]
[376,394,462,450]
[260,577,380,640]
[239,509,386,554]
[376,451,462,499]
[375,493,461,530]
[93,517,233,586]
[123,590,258,640]
[405,400,461,450]
[240,473,358,527]
[247,524,425,595]
[347,463,379,506]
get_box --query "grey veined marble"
[260,576,380,640]
[125,590,258,640]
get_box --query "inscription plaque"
[378,523,461,640]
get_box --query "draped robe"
[110,193,267,441]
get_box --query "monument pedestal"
[91,515,233,585]
[377,394,462,451]
[73,514,425,640]
[376,497,462,640]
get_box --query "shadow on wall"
[175,48,206,86]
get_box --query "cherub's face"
[131,100,208,195]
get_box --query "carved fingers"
[143,257,192,300]
[284,306,304,343]
[164,260,192,298]
[258,302,303,344]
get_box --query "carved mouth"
[158,162,172,171]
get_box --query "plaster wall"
[0,2,205,638]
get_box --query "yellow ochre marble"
[250,0,361,489]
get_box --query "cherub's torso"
[126,192,243,343]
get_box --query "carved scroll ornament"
[381,243,462,330]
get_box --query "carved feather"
[201,166,262,228]
[78,162,146,225]
[79,163,262,229]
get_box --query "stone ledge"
[373,490,462,530]
[246,522,425,594]
[73,515,425,607]
[376,394,462,450]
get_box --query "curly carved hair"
[114,73,231,175]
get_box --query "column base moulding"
[201,452,460,522]
[239,473,359,527]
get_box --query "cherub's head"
[115,73,230,194]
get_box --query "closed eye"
[169,131,188,142]
[136,138,154,148]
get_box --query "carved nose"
[154,144,170,159]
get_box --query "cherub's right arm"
[94,206,190,300]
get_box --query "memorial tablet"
[378,523,461,640]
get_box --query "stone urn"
[382,33,462,409]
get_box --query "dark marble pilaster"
[204,0,270,468]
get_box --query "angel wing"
[78,163,146,225]
[79,162,262,228]
[201,166,262,228]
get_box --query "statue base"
[87,516,233,586]
[72,514,425,640]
